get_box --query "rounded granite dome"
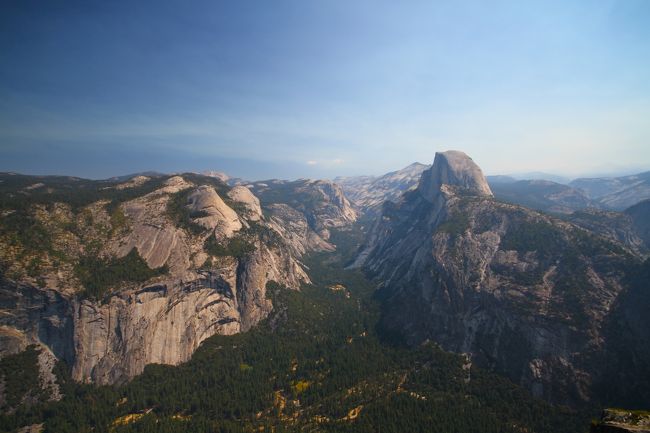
[418,150,493,202]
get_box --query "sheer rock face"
[418,150,492,203]
[0,281,74,399]
[0,282,75,365]
[60,241,304,384]
[0,174,330,385]
[72,279,240,384]
[356,151,647,406]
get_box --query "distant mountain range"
[506,172,572,184]
[570,171,650,210]
[488,179,598,214]
[486,172,650,213]
[1,156,649,431]
[335,162,430,218]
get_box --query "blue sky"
[1,0,649,180]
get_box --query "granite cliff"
[355,150,650,406]
[0,173,353,388]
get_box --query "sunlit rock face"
[228,186,263,221]
[0,173,338,385]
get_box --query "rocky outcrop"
[591,409,650,433]
[113,175,150,190]
[116,197,191,274]
[355,150,647,406]
[0,173,326,385]
[303,180,358,232]
[0,280,73,404]
[265,204,335,255]
[0,281,75,365]
[202,170,229,183]
[249,178,357,250]
[418,150,492,202]
[37,347,61,401]
[228,186,263,221]
[188,185,243,237]
[2,238,308,386]
[354,150,493,268]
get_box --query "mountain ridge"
[1,158,649,430]
[570,171,650,210]
[354,150,650,407]
[335,162,430,218]
[0,172,355,387]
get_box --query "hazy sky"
[1,0,649,180]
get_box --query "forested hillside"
[1,227,589,433]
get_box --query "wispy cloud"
[305,158,345,168]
